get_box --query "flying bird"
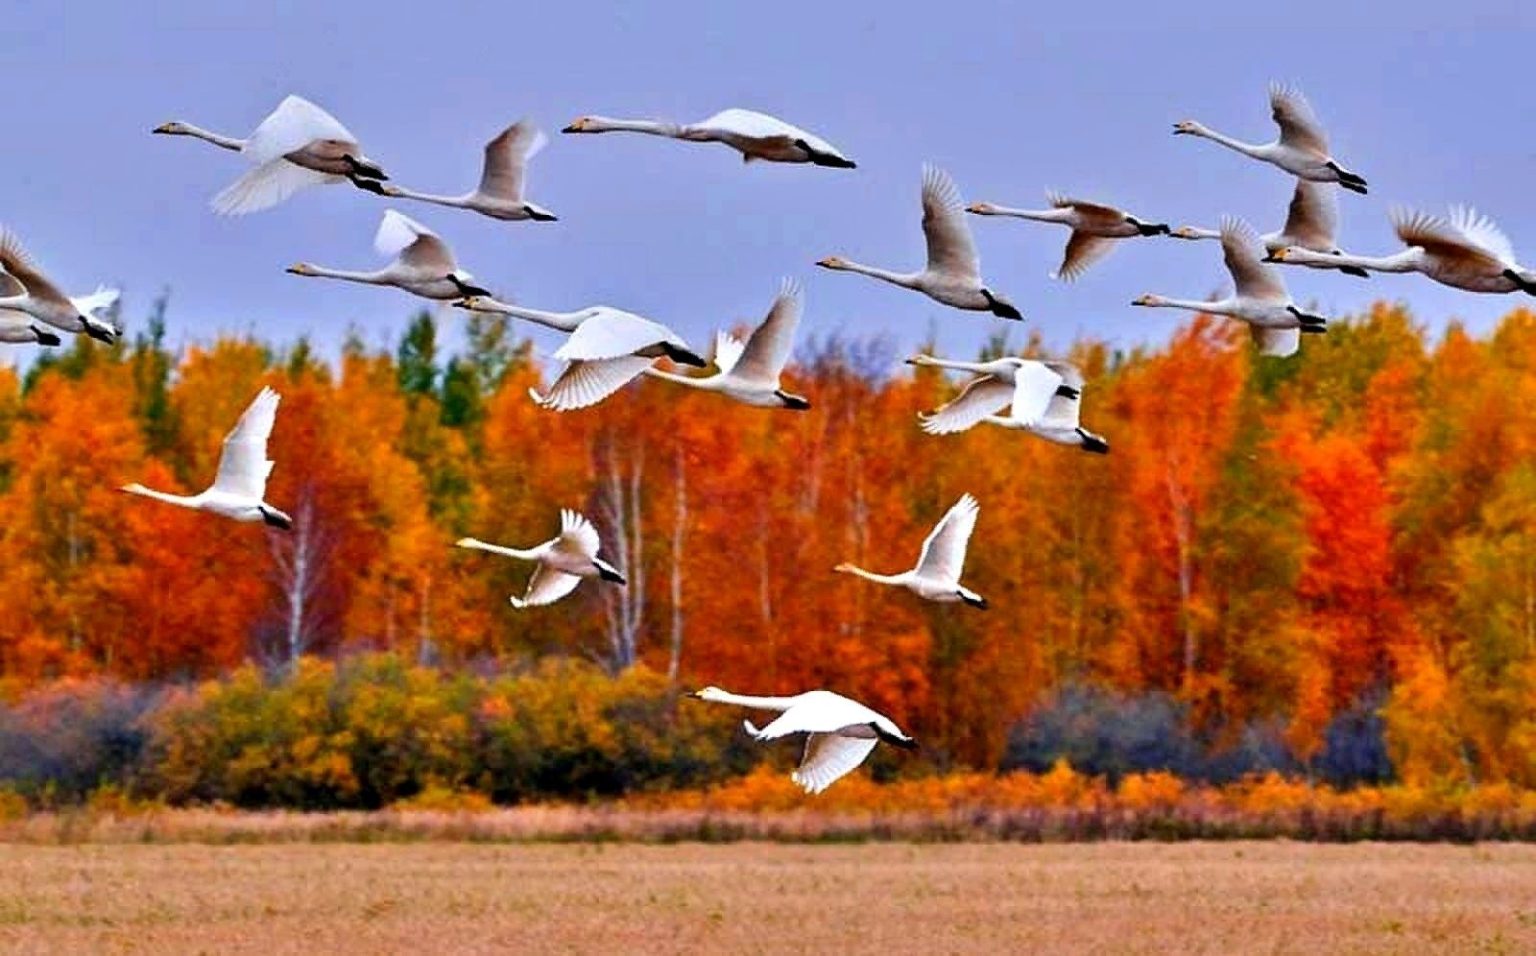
[563,108,854,167]
[818,165,1022,320]
[914,356,1108,452]
[1172,179,1368,278]
[153,94,389,215]
[834,493,988,608]
[287,210,490,301]
[0,231,119,344]
[380,119,558,221]
[968,192,1170,280]
[1174,85,1367,194]
[688,687,916,794]
[457,509,625,608]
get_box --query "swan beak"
[285,264,309,276]
[685,690,704,699]
[152,122,174,134]
[965,203,992,215]
[1267,249,1289,263]
[562,118,588,133]
[453,297,481,311]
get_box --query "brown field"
[1,842,1534,954]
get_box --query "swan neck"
[492,303,582,331]
[1155,296,1233,315]
[174,124,244,151]
[839,260,920,289]
[302,266,388,285]
[388,186,470,207]
[1192,125,1263,157]
[995,207,1070,223]
[841,564,907,585]
[644,367,709,388]
[590,117,682,137]
[122,484,200,508]
[709,691,799,711]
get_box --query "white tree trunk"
[667,443,687,683]
[597,433,646,674]
[266,490,331,675]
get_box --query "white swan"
[381,119,557,221]
[689,687,917,794]
[457,509,625,608]
[642,279,810,409]
[818,165,1021,319]
[0,231,120,343]
[967,192,1170,280]
[912,355,1109,453]
[154,94,389,215]
[1270,206,1536,296]
[287,210,490,301]
[453,296,706,411]
[120,387,292,528]
[1171,179,1369,278]
[563,108,855,167]
[835,492,987,608]
[1174,85,1367,194]
[1133,218,1328,357]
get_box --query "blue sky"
[4,1,1533,368]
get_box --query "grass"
[0,842,1533,953]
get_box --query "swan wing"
[0,230,72,308]
[793,735,879,794]
[1250,325,1300,358]
[713,332,745,375]
[212,386,280,499]
[1221,217,1288,302]
[1281,179,1338,249]
[555,310,682,362]
[532,355,655,411]
[919,374,1014,435]
[479,119,547,202]
[1009,361,1066,425]
[921,164,981,282]
[1268,84,1329,156]
[1393,207,1505,270]
[374,210,457,273]
[70,286,120,317]
[212,160,333,215]
[511,565,582,609]
[557,508,601,560]
[1047,192,1126,228]
[730,278,802,386]
[1040,362,1086,425]
[696,108,799,139]
[1054,231,1116,282]
[244,95,357,164]
[914,492,979,583]
[1449,206,1517,265]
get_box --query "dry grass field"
[1,842,1534,954]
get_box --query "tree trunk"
[667,443,686,683]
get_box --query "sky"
[4,1,1534,369]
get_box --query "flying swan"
[0,230,120,343]
[688,687,916,793]
[287,210,491,301]
[967,192,1170,280]
[818,165,1022,320]
[912,355,1108,452]
[835,492,988,609]
[1174,85,1367,194]
[1172,178,1368,277]
[563,108,855,167]
[380,119,558,221]
[457,509,625,608]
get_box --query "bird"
[378,119,558,221]
[120,387,292,528]
[0,316,61,347]
[1171,179,1369,278]
[1269,206,1536,296]
[286,210,491,301]
[913,356,1109,452]
[153,94,389,215]
[818,165,1022,320]
[967,192,1170,280]
[1132,218,1328,358]
[688,687,916,794]
[562,108,854,167]
[641,279,810,409]
[453,297,706,411]
[0,231,120,344]
[456,509,625,608]
[834,492,988,608]
[1173,85,1367,194]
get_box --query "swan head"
[815,256,849,271]
[286,262,318,276]
[152,121,191,136]
[1264,246,1295,263]
[833,562,856,574]
[562,116,599,134]
[688,686,728,701]
[1171,226,1206,241]
[1131,293,1166,307]
[1172,120,1203,136]
[965,202,998,216]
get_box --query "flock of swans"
[5,83,1530,792]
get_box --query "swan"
[0,231,120,343]
[641,279,810,409]
[457,509,625,608]
[287,210,490,301]
[913,356,1109,452]
[1133,218,1328,358]
[967,192,1170,280]
[688,687,916,794]
[120,387,292,528]
[818,165,1022,319]
[379,119,557,221]
[453,296,706,411]
[0,317,61,347]
[1174,85,1367,194]
[153,94,389,215]
[1172,179,1369,278]
[1268,205,1536,296]
[834,492,987,609]
[563,108,855,167]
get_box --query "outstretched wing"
[1047,191,1127,228]
[244,95,357,164]
[918,374,1014,435]
[374,209,457,274]
[1221,217,1288,302]
[1008,361,1066,425]
[0,228,70,307]
[728,278,802,386]
[557,508,601,559]
[1448,206,1516,265]
[479,119,548,202]
[1269,84,1329,156]
[1393,207,1506,269]
[211,387,280,499]
[510,565,582,609]
[532,355,655,411]
[794,734,879,794]
[212,160,333,215]
[555,310,684,363]
[1250,326,1300,358]
[913,493,979,584]
[1040,362,1086,425]
[70,286,120,317]
[713,332,745,374]
[1281,179,1339,250]
[1054,231,1116,282]
[921,164,981,282]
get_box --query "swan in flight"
[287,210,491,301]
[0,231,119,343]
[912,356,1109,452]
[380,119,557,221]
[835,493,988,609]
[1172,179,1368,278]
[818,165,1022,320]
[1174,85,1367,194]
[120,387,292,528]
[153,94,389,215]
[689,687,916,794]
[642,279,810,409]
[1133,218,1328,358]
[1269,206,1536,296]
[454,296,706,411]
[967,192,1170,280]
[563,108,855,168]
[457,509,625,608]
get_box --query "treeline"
[1,301,1535,791]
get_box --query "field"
[2,842,1534,954]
